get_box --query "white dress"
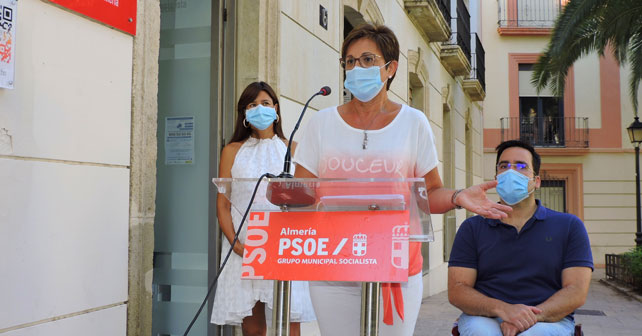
[210,135,316,326]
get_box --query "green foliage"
[623,246,642,287]
[532,0,642,114]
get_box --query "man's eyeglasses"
[340,54,383,70]
[497,162,530,173]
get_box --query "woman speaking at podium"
[293,24,511,335]
[211,82,315,335]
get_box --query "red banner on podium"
[47,0,136,35]
[241,211,410,282]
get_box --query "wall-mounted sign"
[0,0,16,89]
[46,0,136,35]
[165,116,195,165]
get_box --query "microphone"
[267,86,331,207]
[319,86,331,96]
[280,86,331,177]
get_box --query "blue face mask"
[245,105,277,130]
[496,169,534,205]
[344,62,389,102]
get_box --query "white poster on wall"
[0,0,16,89]
[165,116,195,165]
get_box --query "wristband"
[451,189,463,210]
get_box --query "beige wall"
[278,0,342,139]
[574,54,602,128]
[0,0,136,334]
[620,65,642,149]
[582,153,638,262]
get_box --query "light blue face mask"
[496,169,535,205]
[344,62,390,102]
[245,105,277,130]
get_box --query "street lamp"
[627,116,642,246]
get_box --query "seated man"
[448,140,593,336]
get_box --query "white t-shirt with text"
[293,104,438,179]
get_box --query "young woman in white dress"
[211,82,315,335]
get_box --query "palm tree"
[532,0,642,114]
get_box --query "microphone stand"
[272,87,330,336]
[279,87,330,177]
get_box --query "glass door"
[153,0,220,335]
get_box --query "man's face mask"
[496,169,535,205]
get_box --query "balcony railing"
[606,254,642,290]
[470,33,485,92]
[463,33,485,100]
[498,0,564,28]
[448,0,471,63]
[437,0,451,23]
[500,117,589,148]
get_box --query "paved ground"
[414,268,642,335]
[261,269,641,335]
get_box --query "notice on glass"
[0,0,16,89]
[165,116,194,165]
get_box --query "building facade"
[481,0,640,267]
[153,0,486,334]
[2,0,490,335]
[1,0,159,335]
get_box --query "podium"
[212,177,433,336]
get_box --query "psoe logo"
[352,233,367,256]
[391,225,409,269]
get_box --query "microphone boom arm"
[281,87,329,177]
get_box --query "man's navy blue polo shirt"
[448,200,593,309]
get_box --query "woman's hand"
[455,181,512,219]
[233,240,245,257]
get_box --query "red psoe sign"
[241,211,411,282]
[47,0,136,35]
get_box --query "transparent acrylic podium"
[212,177,433,336]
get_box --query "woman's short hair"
[341,23,399,90]
[229,81,286,144]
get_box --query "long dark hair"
[228,81,286,144]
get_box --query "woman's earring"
[275,115,280,123]
[243,118,249,128]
